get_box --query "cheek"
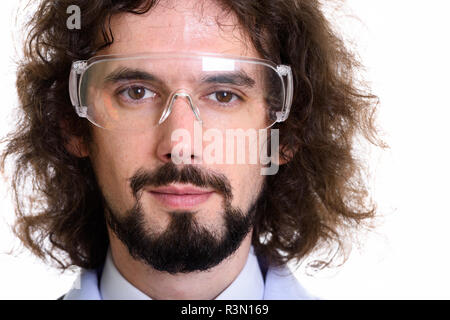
[223,164,265,209]
[89,130,154,211]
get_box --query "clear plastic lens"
[75,53,290,131]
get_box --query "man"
[1,0,382,300]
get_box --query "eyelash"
[115,84,245,107]
[204,91,242,104]
[116,85,157,103]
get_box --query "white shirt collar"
[100,246,265,300]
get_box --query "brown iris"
[215,91,233,103]
[128,86,146,100]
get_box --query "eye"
[120,86,156,101]
[206,91,239,104]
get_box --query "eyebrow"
[104,67,160,83]
[201,71,256,88]
[103,67,256,88]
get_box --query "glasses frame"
[69,52,293,128]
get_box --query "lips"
[147,185,214,208]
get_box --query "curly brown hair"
[1,0,384,271]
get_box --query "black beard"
[103,162,259,274]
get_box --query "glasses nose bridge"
[158,90,202,125]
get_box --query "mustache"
[129,162,233,202]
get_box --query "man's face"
[87,0,267,273]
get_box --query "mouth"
[147,185,215,208]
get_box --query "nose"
[155,92,203,164]
[158,92,202,125]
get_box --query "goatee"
[104,162,259,274]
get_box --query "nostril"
[165,152,196,162]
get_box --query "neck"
[107,231,253,300]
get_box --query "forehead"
[99,0,257,58]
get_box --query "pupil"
[129,87,145,100]
[216,91,232,103]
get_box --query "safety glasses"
[69,52,293,132]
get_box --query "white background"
[1,0,449,299]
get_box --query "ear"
[66,135,89,158]
[277,144,297,165]
[60,120,89,158]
